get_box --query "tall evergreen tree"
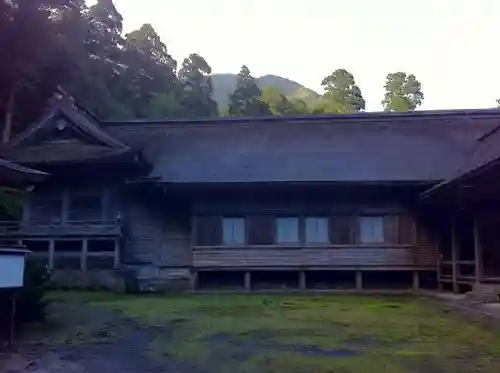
[228,65,270,117]
[178,53,218,118]
[315,69,365,114]
[382,72,424,112]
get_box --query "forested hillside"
[0,0,425,142]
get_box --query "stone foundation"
[466,284,500,303]
[50,269,126,292]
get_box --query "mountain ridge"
[211,73,320,110]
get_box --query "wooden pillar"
[61,190,69,223]
[299,271,306,290]
[190,271,198,291]
[81,239,88,272]
[244,271,252,291]
[451,226,459,293]
[114,238,121,269]
[48,239,55,270]
[473,219,483,285]
[412,271,420,291]
[355,271,363,291]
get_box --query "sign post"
[0,247,30,347]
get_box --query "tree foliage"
[228,65,271,117]
[382,72,424,112]
[178,53,218,118]
[315,69,365,114]
[260,86,309,115]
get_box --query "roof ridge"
[101,108,500,126]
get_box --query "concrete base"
[466,284,500,303]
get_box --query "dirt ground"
[2,292,500,373]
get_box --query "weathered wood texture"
[121,194,191,267]
[192,199,438,270]
[193,247,437,269]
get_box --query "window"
[68,190,102,221]
[305,217,329,244]
[29,192,62,224]
[276,217,299,244]
[359,216,385,244]
[222,217,246,245]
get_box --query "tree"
[228,65,270,116]
[260,86,309,115]
[178,53,218,118]
[315,69,365,114]
[382,72,424,112]
[120,23,180,118]
[0,0,84,142]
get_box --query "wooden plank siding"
[192,210,438,270]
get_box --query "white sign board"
[0,252,27,288]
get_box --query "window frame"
[221,216,246,246]
[358,215,385,244]
[304,216,330,245]
[275,216,300,245]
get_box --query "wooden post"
[356,271,363,291]
[412,271,420,291]
[61,190,69,223]
[81,239,88,272]
[451,225,459,293]
[9,292,16,348]
[473,219,483,285]
[113,238,120,269]
[244,271,252,291]
[190,271,198,291]
[299,271,306,290]
[48,239,55,270]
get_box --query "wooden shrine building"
[0,94,499,295]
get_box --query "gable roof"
[422,121,500,197]
[101,110,499,184]
[0,158,48,185]
[3,95,133,165]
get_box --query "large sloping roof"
[101,110,499,184]
[3,95,133,165]
[0,158,48,185]
[422,121,500,196]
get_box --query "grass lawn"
[46,292,500,373]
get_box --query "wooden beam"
[451,225,459,293]
[412,271,420,291]
[299,271,306,290]
[356,271,363,290]
[81,239,88,272]
[48,239,55,270]
[61,190,69,223]
[473,219,483,285]
[190,270,198,291]
[114,238,120,268]
[244,271,252,291]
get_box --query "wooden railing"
[0,219,122,238]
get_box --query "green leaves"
[382,72,424,112]
[228,65,271,117]
[316,69,365,114]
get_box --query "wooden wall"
[121,191,191,268]
[191,199,438,270]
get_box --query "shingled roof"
[422,119,500,196]
[3,95,134,165]
[100,110,500,184]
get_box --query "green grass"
[47,291,500,373]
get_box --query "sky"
[106,0,500,111]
